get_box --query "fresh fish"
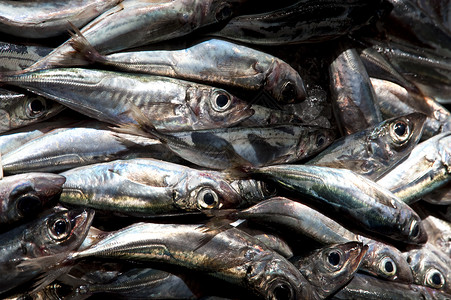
[0,209,94,294]
[332,273,451,300]
[370,78,449,139]
[0,0,122,39]
[403,243,451,294]
[0,173,65,224]
[71,38,306,104]
[26,0,248,71]
[210,0,388,45]
[2,120,183,174]
[21,223,317,299]
[329,48,382,135]
[0,68,253,131]
[376,131,451,205]
[291,242,368,299]
[251,165,428,244]
[307,113,426,180]
[59,158,273,217]
[156,124,335,169]
[0,88,65,134]
[0,41,52,72]
[238,104,304,127]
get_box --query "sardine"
[252,164,427,244]
[59,158,272,217]
[0,173,66,224]
[0,68,253,131]
[307,112,426,180]
[329,48,382,135]
[376,131,451,205]
[0,209,94,294]
[0,88,65,134]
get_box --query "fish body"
[307,113,426,180]
[0,41,52,72]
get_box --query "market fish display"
[0,0,450,299]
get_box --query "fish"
[0,208,94,295]
[59,158,273,217]
[0,0,122,39]
[376,131,451,205]
[0,88,65,134]
[70,37,306,104]
[329,48,382,135]
[423,182,451,206]
[291,242,368,299]
[20,223,317,299]
[307,112,427,180]
[1,119,183,174]
[0,41,52,72]
[251,164,428,244]
[26,0,248,71]
[0,68,253,131]
[210,0,389,45]
[423,215,451,259]
[0,173,66,224]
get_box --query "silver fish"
[0,41,52,72]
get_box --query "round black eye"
[216,6,232,21]
[385,260,394,273]
[216,94,229,108]
[49,217,71,240]
[281,82,296,103]
[17,195,42,217]
[426,269,445,288]
[432,272,442,285]
[394,122,407,136]
[197,188,219,209]
[262,182,277,196]
[273,284,292,300]
[390,120,410,144]
[328,251,341,266]
[379,257,397,276]
[316,134,326,147]
[30,99,45,113]
[54,220,67,236]
[203,193,216,206]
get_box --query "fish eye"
[26,97,46,118]
[211,90,232,112]
[261,182,277,197]
[197,188,219,209]
[425,269,445,289]
[215,5,232,21]
[409,220,420,239]
[390,120,410,144]
[379,257,397,277]
[316,134,326,148]
[16,194,42,217]
[327,250,342,267]
[271,283,293,300]
[48,217,71,241]
[281,81,296,103]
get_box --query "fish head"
[399,213,428,244]
[246,252,314,300]
[1,173,66,223]
[0,91,64,133]
[265,59,306,104]
[22,208,94,257]
[292,242,368,299]
[296,127,335,159]
[194,87,254,128]
[360,240,413,283]
[230,179,278,206]
[368,112,427,164]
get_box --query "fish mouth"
[66,209,96,247]
[344,242,369,273]
[227,99,255,125]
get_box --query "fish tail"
[68,22,105,65]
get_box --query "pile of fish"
[0,0,450,299]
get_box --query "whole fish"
[332,273,451,300]
[0,0,122,39]
[0,209,94,295]
[0,68,253,132]
[71,38,306,104]
[210,0,388,45]
[26,0,248,71]
[0,173,66,224]
[307,112,426,180]
[329,48,382,135]
[291,242,368,299]
[251,164,427,244]
[154,124,335,169]
[376,131,451,205]
[20,223,317,299]
[2,120,183,174]
[0,88,65,134]
[0,41,52,72]
[59,158,273,217]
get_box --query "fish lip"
[32,174,66,198]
